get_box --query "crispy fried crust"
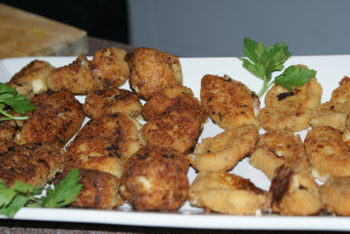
[270,165,321,216]
[189,171,269,215]
[16,90,85,147]
[200,74,260,130]
[119,145,189,211]
[129,48,183,100]
[250,130,310,180]
[304,126,350,178]
[83,88,142,119]
[259,77,322,132]
[320,177,350,216]
[0,143,64,187]
[142,111,203,154]
[141,84,207,123]
[188,124,259,172]
[0,120,17,143]
[7,60,54,100]
[47,54,98,94]
[65,113,144,178]
[61,168,124,209]
[90,47,130,89]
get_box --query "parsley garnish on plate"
[240,37,316,98]
[0,169,82,218]
[0,83,34,121]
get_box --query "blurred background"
[2,0,350,57]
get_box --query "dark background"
[0,0,129,43]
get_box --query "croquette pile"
[2,46,350,216]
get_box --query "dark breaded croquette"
[200,74,260,130]
[142,111,203,154]
[46,54,98,94]
[83,88,142,119]
[189,171,269,215]
[119,145,189,211]
[141,84,207,123]
[90,47,130,89]
[129,47,183,100]
[65,113,144,178]
[270,165,322,216]
[259,76,322,132]
[7,60,54,100]
[58,168,124,210]
[188,124,259,172]
[0,120,17,143]
[0,143,64,187]
[15,90,85,148]
[250,130,310,180]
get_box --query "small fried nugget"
[331,76,350,105]
[189,171,269,215]
[309,101,348,132]
[47,54,98,94]
[7,60,54,100]
[141,84,207,123]
[250,130,310,180]
[259,77,322,132]
[59,168,124,209]
[129,47,183,100]
[15,90,85,147]
[83,88,142,119]
[0,120,17,143]
[90,47,130,88]
[65,113,143,178]
[142,111,203,154]
[320,177,350,216]
[119,145,189,211]
[270,165,321,216]
[304,126,350,179]
[200,74,260,130]
[188,124,259,172]
[0,143,64,187]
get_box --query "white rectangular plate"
[1,55,350,231]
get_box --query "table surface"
[0,37,326,234]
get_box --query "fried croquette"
[270,165,322,216]
[141,84,207,123]
[200,74,260,130]
[65,113,144,178]
[259,77,322,132]
[142,111,203,154]
[47,54,98,94]
[309,101,348,132]
[304,126,350,179]
[83,88,142,119]
[320,177,350,216]
[189,171,269,215]
[310,76,350,132]
[129,47,183,100]
[7,60,54,100]
[250,130,310,180]
[59,168,124,209]
[90,47,130,89]
[119,145,189,211]
[0,143,64,187]
[15,90,85,147]
[188,124,259,172]
[0,120,17,143]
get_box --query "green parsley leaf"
[41,168,82,208]
[0,169,81,218]
[275,65,316,91]
[0,83,34,121]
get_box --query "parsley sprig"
[240,37,316,98]
[0,169,82,218]
[0,83,34,121]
